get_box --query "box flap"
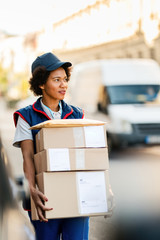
[30,118,106,130]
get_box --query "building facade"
[0,0,160,73]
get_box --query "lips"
[59,90,66,95]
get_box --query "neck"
[41,97,59,112]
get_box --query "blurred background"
[0,0,160,239]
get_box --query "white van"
[69,59,160,148]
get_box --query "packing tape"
[73,127,84,147]
[37,131,40,140]
[76,172,81,214]
[75,149,85,169]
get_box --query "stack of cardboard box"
[30,119,112,220]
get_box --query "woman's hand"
[30,186,53,222]
[20,139,53,222]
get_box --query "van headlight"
[121,120,132,133]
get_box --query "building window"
[138,51,143,58]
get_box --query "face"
[40,67,68,101]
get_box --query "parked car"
[0,136,35,240]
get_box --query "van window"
[107,85,160,104]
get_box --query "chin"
[58,96,65,101]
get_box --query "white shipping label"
[48,149,70,171]
[76,172,108,214]
[84,126,106,147]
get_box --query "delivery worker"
[13,52,89,240]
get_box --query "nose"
[60,79,68,87]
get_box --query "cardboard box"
[30,118,106,130]
[34,148,109,174]
[31,170,111,220]
[36,125,107,152]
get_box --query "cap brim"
[47,61,72,71]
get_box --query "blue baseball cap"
[31,52,72,73]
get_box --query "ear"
[39,85,44,90]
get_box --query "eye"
[54,78,59,82]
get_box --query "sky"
[0,0,97,35]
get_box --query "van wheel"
[107,134,113,153]
[107,133,121,153]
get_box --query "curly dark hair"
[29,66,72,96]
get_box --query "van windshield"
[107,85,160,104]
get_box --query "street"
[0,97,160,240]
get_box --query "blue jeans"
[28,212,89,240]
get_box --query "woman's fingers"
[37,204,53,222]
[37,207,48,222]
[37,200,53,211]
[31,188,53,222]
[37,190,48,202]
[36,191,53,222]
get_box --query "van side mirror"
[97,103,102,111]
[97,102,108,114]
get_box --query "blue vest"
[14,97,84,152]
[13,97,84,210]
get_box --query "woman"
[13,52,89,240]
